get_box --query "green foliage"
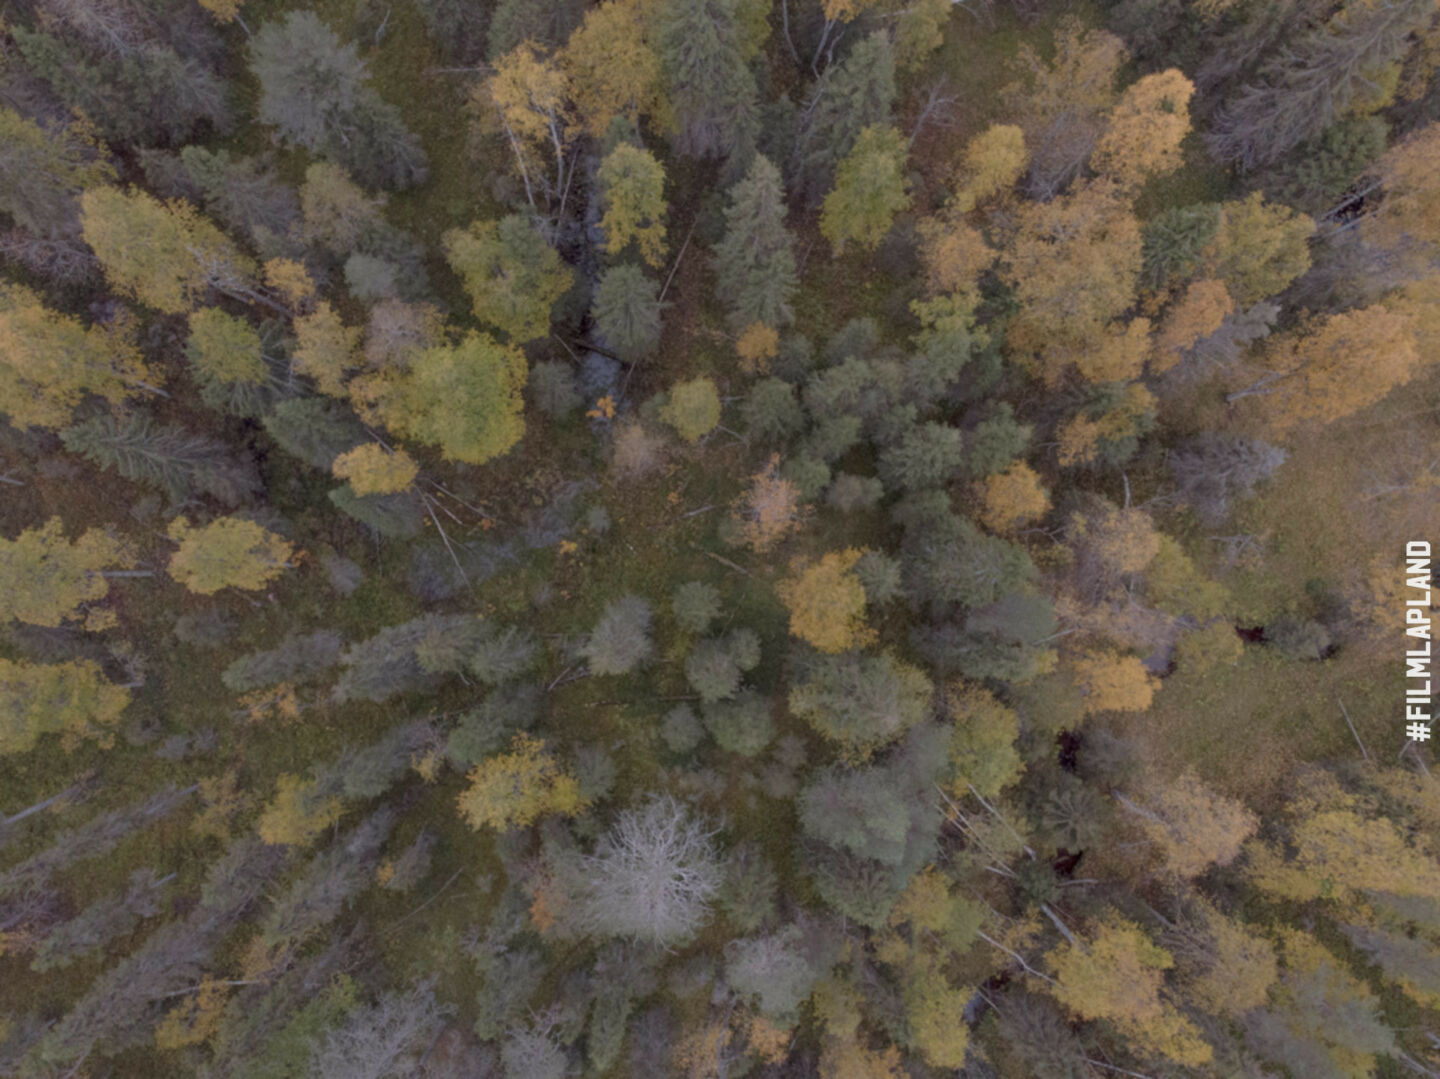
[592,264,664,358]
[788,650,933,760]
[1141,204,1221,291]
[443,216,573,342]
[659,377,722,442]
[820,125,911,254]
[263,397,366,471]
[673,580,723,634]
[702,689,775,756]
[582,594,655,675]
[714,155,799,330]
[61,412,262,505]
[657,0,759,159]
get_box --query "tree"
[777,549,875,654]
[1168,433,1286,524]
[309,983,450,1079]
[250,12,426,189]
[0,658,128,755]
[1116,771,1258,878]
[725,924,829,1022]
[733,454,806,551]
[293,303,361,398]
[659,377,722,441]
[581,595,655,674]
[185,308,273,414]
[820,126,912,255]
[1001,179,1142,383]
[443,216,573,343]
[1207,0,1432,169]
[1045,916,1211,1068]
[61,412,263,505]
[916,216,993,303]
[0,282,156,430]
[0,517,130,628]
[1249,305,1419,432]
[944,683,1022,800]
[351,332,527,465]
[714,156,799,331]
[955,123,1028,210]
[1365,122,1440,258]
[592,265,664,359]
[1002,17,1127,198]
[877,423,965,491]
[976,462,1050,533]
[0,105,114,237]
[1153,278,1234,371]
[560,0,666,137]
[478,40,576,212]
[1202,193,1314,305]
[1091,69,1194,189]
[565,795,723,945]
[166,516,295,595]
[80,187,256,314]
[1071,648,1157,714]
[457,734,585,832]
[222,631,345,693]
[795,31,896,204]
[656,0,759,159]
[673,581,723,634]
[330,443,418,496]
[788,650,933,759]
[685,629,761,703]
[597,143,667,267]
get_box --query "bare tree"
[310,981,451,1079]
[570,795,723,946]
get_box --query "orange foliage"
[976,462,1050,533]
[734,454,807,551]
[1071,647,1158,713]
[1152,278,1233,371]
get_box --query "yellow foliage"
[976,462,1050,533]
[293,303,360,398]
[262,258,315,307]
[1072,317,1152,383]
[915,216,994,301]
[1144,535,1229,618]
[236,683,302,726]
[903,965,971,1068]
[0,283,155,430]
[1056,382,1155,468]
[1092,68,1195,188]
[456,733,586,831]
[1071,502,1161,576]
[1366,121,1440,255]
[818,1038,904,1079]
[945,682,1025,799]
[257,773,342,847]
[1174,621,1243,672]
[196,0,242,21]
[1202,192,1314,305]
[561,0,666,137]
[167,517,295,596]
[736,322,779,373]
[192,770,248,840]
[1179,900,1278,1017]
[1123,770,1258,878]
[1071,647,1157,713]
[155,978,229,1049]
[1152,278,1233,371]
[0,517,128,627]
[777,549,875,654]
[1257,304,1420,433]
[597,142,667,267]
[479,41,572,190]
[331,443,419,496]
[0,657,128,756]
[956,123,1027,209]
[1003,180,1142,382]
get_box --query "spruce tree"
[591,264,665,359]
[713,156,799,332]
[61,412,262,505]
[795,31,897,205]
[656,0,760,160]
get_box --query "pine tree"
[61,412,263,505]
[713,155,799,332]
